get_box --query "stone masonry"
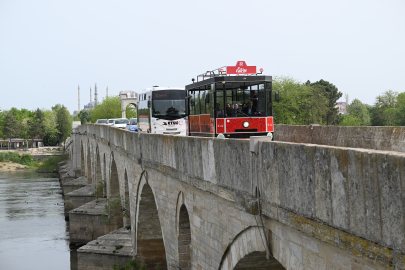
[65,124,405,270]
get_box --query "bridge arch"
[81,142,85,176]
[219,226,290,270]
[176,192,191,270]
[123,169,130,226]
[95,146,102,197]
[135,172,167,269]
[86,141,92,184]
[109,153,120,200]
[108,153,123,229]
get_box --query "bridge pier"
[64,184,96,220]
[77,228,133,270]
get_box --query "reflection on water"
[0,172,77,270]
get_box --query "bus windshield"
[152,90,186,120]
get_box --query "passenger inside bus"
[243,101,256,115]
[233,103,243,116]
[216,103,224,118]
[226,103,234,117]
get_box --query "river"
[0,171,77,270]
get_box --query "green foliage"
[0,152,35,165]
[382,107,398,126]
[112,259,141,270]
[308,79,343,125]
[3,112,19,138]
[346,99,370,126]
[370,90,401,126]
[78,110,93,124]
[56,105,72,141]
[51,104,63,112]
[32,155,68,171]
[272,76,328,125]
[43,133,59,146]
[340,115,362,126]
[395,104,405,126]
[28,108,46,143]
[20,154,34,165]
[90,96,136,123]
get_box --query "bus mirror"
[275,92,280,102]
[148,100,151,107]
[205,94,210,103]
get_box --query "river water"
[0,172,77,270]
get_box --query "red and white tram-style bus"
[186,61,277,139]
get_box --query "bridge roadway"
[63,124,405,270]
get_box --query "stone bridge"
[64,124,405,270]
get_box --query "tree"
[308,79,342,125]
[28,109,46,147]
[395,104,405,126]
[56,105,72,144]
[371,90,399,126]
[90,95,136,123]
[273,76,327,125]
[78,110,93,124]
[43,110,59,146]
[397,92,405,107]
[340,115,361,126]
[346,99,370,126]
[3,112,18,138]
[52,104,63,112]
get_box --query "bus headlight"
[243,121,250,128]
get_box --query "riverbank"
[0,161,36,172]
[0,151,68,172]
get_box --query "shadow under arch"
[178,204,191,270]
[218,226,286,270]
[87,142,92,184]
[108,153,123,229]
[175,191,191,270]
[81,142,85,176]
[123,169,130,226]
[135,174,167,269]
[95,146,102,198]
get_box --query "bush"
[43,133,59,146]
[20,154,34,165]
[37,155,68,171]
[0,152,35,165]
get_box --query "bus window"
[199,91,205,114]
[258,84,266,115]
[208,91,214,118]
[216,89,224,118]
[190,91,196,115]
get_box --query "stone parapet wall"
[274,124,405,152]
[72,124,405,268]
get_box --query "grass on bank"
[0,151,68,171]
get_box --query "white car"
[112,118,129,129]
[95,119,108,125]
[107,119,116,126]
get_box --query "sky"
[0,0,404,113]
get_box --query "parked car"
[126,118,138,132]
[107,119,116,126]
[112,118,129,129]
[95,119,108,125]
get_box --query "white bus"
[137,87,187,136]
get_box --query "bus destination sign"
[226,61,257,74]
